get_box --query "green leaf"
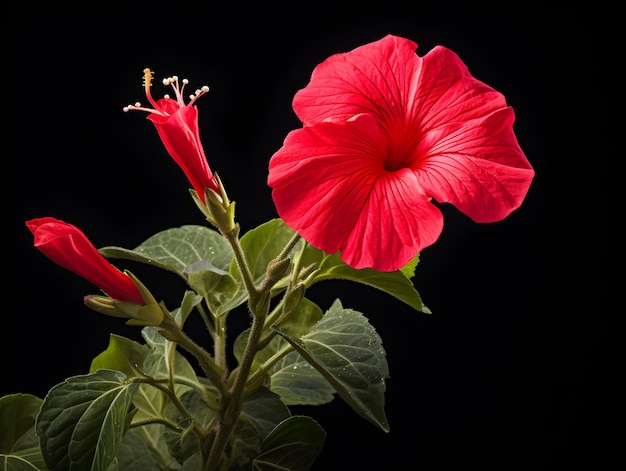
[0,455,42,471]
[233,327,334,407]
[241,388,291,439]
[0,394,46,470]
[229,414,261,469]
[301,245,431,314]
[186,264,241,317]
[89,335,150,377]
[36,369,138,471]
[400,253,420,279]
[274,299,390,432]
[171,389,215,430]
[252,416,326,471]
[112,425,174,471]
[230,388,292,468]
[99,225,247,316]
[105,428,161,470]
[99,225,233,279]
[275,297,323,339]
[268,351,335,406]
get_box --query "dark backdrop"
[8,3,611,470]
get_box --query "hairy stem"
[204,227,272,471]
[159,316,228,398]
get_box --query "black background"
[8,3,612,470]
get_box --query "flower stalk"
[203,215,279,470]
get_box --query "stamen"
[124,69,210,115]
[123,103,162,114]
[189,85,210,106]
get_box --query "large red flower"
[268,34,535,272]
[124,69,219,202]
[26,217,144,305]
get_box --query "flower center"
[384,128,416,172]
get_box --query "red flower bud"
[26,217,144,305]
[124,68,219,202]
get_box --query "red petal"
[293,35,422,127]
[148,106,218,198]
[416,107,535,222]
[26,217,144,304]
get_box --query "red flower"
[124,68,219,202]
[268,34,535,272]
[26,217,144,305]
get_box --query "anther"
[142,68,154,87]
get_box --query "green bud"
[264,257,291,288]
[298,262,318,280]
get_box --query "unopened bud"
[263,257,291,289]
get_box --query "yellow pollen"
[142,68,154,88]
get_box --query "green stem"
[129,416,186,433]
[244,342,294,395]
[159,316,228,398]
[197,302,216,338]
[204,227,272,471]
[213,314,228,371]
[205,308,267,471]
[276,232,302,262]
[223,228,259,306]
[262,297,286,331]
[131,377,206,439]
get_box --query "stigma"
[123,68,210,116]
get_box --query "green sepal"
[189,188,212,220]
[83,270,167,326]
[123,303,167,326]
[201,173,237,234]
[124,270,159,306]
[83,295,166,327]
